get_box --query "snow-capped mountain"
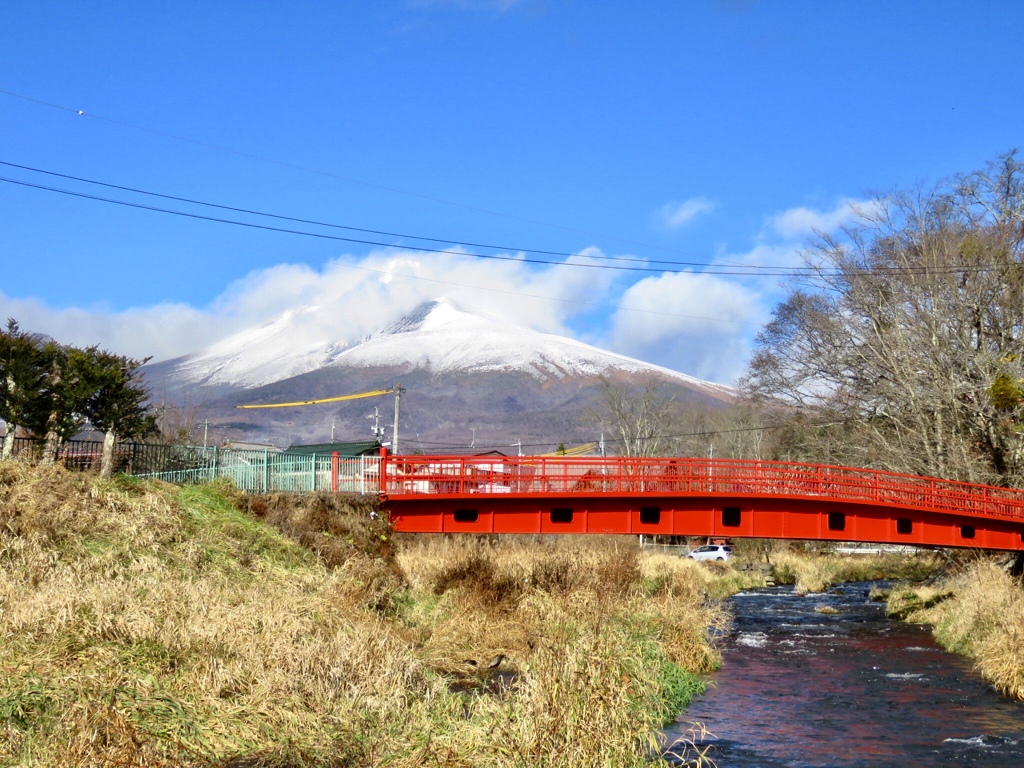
[156,298,730,395]
[144,299,735,448]
[335,299,730,394]
[163,304,350,389]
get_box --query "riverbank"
[0,463,729,767]
[886,560,1024,701]
[677,579,1024,767]
[769,548,939,595]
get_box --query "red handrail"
[380,455,1024,522]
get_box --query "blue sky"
[2,0,1022,384]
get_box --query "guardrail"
[379,455,1024,522]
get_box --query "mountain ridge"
[143,299,735,449]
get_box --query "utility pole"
[392,384,405,455]
[470,427,476,449]
[599,432,606,458]
[331,421,336,442]
[511,438,522,457]
[367,408,384,441]
[201,419,209,448]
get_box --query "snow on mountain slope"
[159,298,733,398]
[170,305,349,388]
[333,299,733,396]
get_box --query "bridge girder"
[384,494,1024,551]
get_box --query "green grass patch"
[656,661,706,723]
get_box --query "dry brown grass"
[888,561,1024,701]
[240,489,398,571]
[1,464,727,767]
[771,550,940,595]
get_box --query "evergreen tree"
[0,319,51,459]
[36,343,99,463]
[83,350,157,476]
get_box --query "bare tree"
[589,378,677,457]
[743,151,1024,486]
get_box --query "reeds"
[888,560,1024,701]
[771,550,939,595]
[0,464,729,766]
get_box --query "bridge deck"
[369,455,1024,551]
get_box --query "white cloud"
[658,197,717,229]
[0,195,859,388]
[605,271,769,385]
[0,247,620,364]
[0,293,214,364]
[768,198,875,239]
[708,242,805,274]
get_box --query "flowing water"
[664,581,1024,767]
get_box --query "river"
[664,581,1024,767]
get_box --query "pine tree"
[83,350,157,476]
[0,319,51,459]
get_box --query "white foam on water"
[943,735,1019,748]
[885,672,927,680]
[735,632,769,648]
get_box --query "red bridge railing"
[380,455,1024,522]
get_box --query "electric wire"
[0,166,749,325]
[0,174,842,276]
[400,418,848,452]
[0,88,758,261]
[1,175,787,276]
[0,172,1004,278]
[235,387,395,409]
[0,160,768,272]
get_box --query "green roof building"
[283,440,382,457]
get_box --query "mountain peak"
[149,296,734,398]
[379,298,471,336]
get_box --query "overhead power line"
[402,418,848,452]
[0,88,747,260]
[0,165,752,324]
[0,174,809,276]
[0,160,758,272]
[0,165,1004,279]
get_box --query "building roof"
[223,441,283,452]
[284,440,382,457]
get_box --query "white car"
[686,544,733,562]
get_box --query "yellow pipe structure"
[235,388,395,409]
[539,442,598,457]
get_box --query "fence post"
[212,446,219,482]
[263,450,269,493]
[332,452,340,493]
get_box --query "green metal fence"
[134,447,381,494]
[4,438,379,494]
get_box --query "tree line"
[600,151,1024,489]
[0,319,155,476]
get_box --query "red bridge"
[359,454,1024,551]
